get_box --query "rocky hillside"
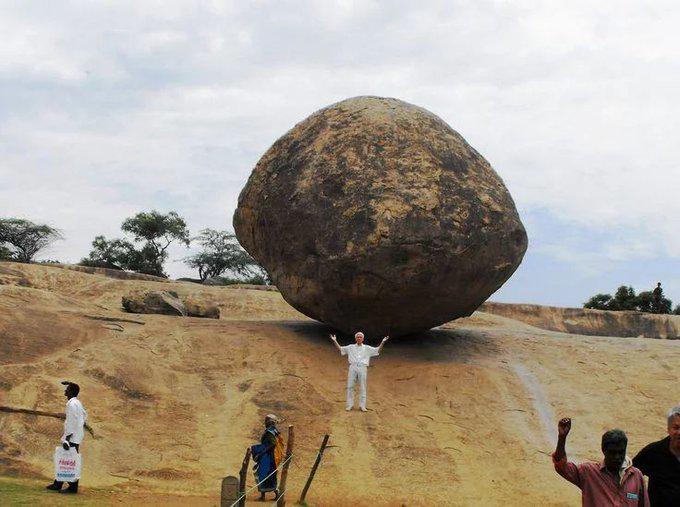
[481,301,680,339]
[1,262,678,506]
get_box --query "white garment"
[61,398,88,445]
[340,344,379,366]
[346,364,368,410]
[340,344,379,409]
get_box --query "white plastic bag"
[54,446,81,482]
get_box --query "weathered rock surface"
[122,291,221,319]
[184,297,220,319]
[480,302,680,339]
[64,264,169,282]
[122,291,187,317]
[202,277,225,286]
[234,96,527,336]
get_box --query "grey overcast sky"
[1,0,678,307]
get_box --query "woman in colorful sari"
[251,414,281,501]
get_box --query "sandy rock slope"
[0,262,678,506]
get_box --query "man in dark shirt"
[633,405,680,506]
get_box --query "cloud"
[1,1,678,304]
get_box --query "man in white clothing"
[46,381,88,494]
[330,332,389,412]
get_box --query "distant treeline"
[0,212,269,285]
[584,284,680,315]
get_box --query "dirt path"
[511,362,556,448]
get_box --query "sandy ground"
[0,262,678,506]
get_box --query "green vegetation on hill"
[81,210,190,278]
[584,283,680,315]
[2,211,270,285]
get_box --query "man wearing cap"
[330,332,389,412]
[46,381,88,494]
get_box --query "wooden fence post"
[276,425,294,507]
[238,447,251,507]
[298,434,329,505]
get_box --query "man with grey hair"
[633,404,680,506]
[330,332,388,412]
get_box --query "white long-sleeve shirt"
[61,397,88,445]
[340,344,380,367]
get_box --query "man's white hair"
[354,332,364,338]
[668,404,680,425]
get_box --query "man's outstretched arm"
[377,336,389,353]
[554,417,570,461]
[552,417,582,486]
[330,334,342,353]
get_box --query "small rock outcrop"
[234,96,527,336]
[122,291,220,319]
[184,298,220,319]
[122,291,187,316]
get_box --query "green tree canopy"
[81,236,142,271]
[82,210,190,277]
[0,218,62,262]
[184,229,265,281]
[584,293,613,310]
[584,284,673,314]
[609,285,638,311]
[121,211,190,276]
[640,289,673,314]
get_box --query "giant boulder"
[234,96,527,337]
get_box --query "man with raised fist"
[552,417,648,506]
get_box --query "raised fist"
[558,417,572,437]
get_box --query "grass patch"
[0,476,219,506]
[0,477,99,506]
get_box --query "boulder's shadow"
[276,320,499,363]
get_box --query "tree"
[121,211,190,277]
[82,211,190,277]
[585,284,674,314]
[584,293,613,310]
[636,291,654,312]
[0,218,62,262]
[184,229,264,281]
[610,285,638,311]
[80,236,139,271]
[637,289,672,314]
[656,296,672,314]
[673,305,680,316]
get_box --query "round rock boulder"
[234,96,527,337]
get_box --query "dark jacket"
[633,436,680,507]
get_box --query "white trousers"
[346,364,368,409]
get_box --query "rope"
[229,453,294,507]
